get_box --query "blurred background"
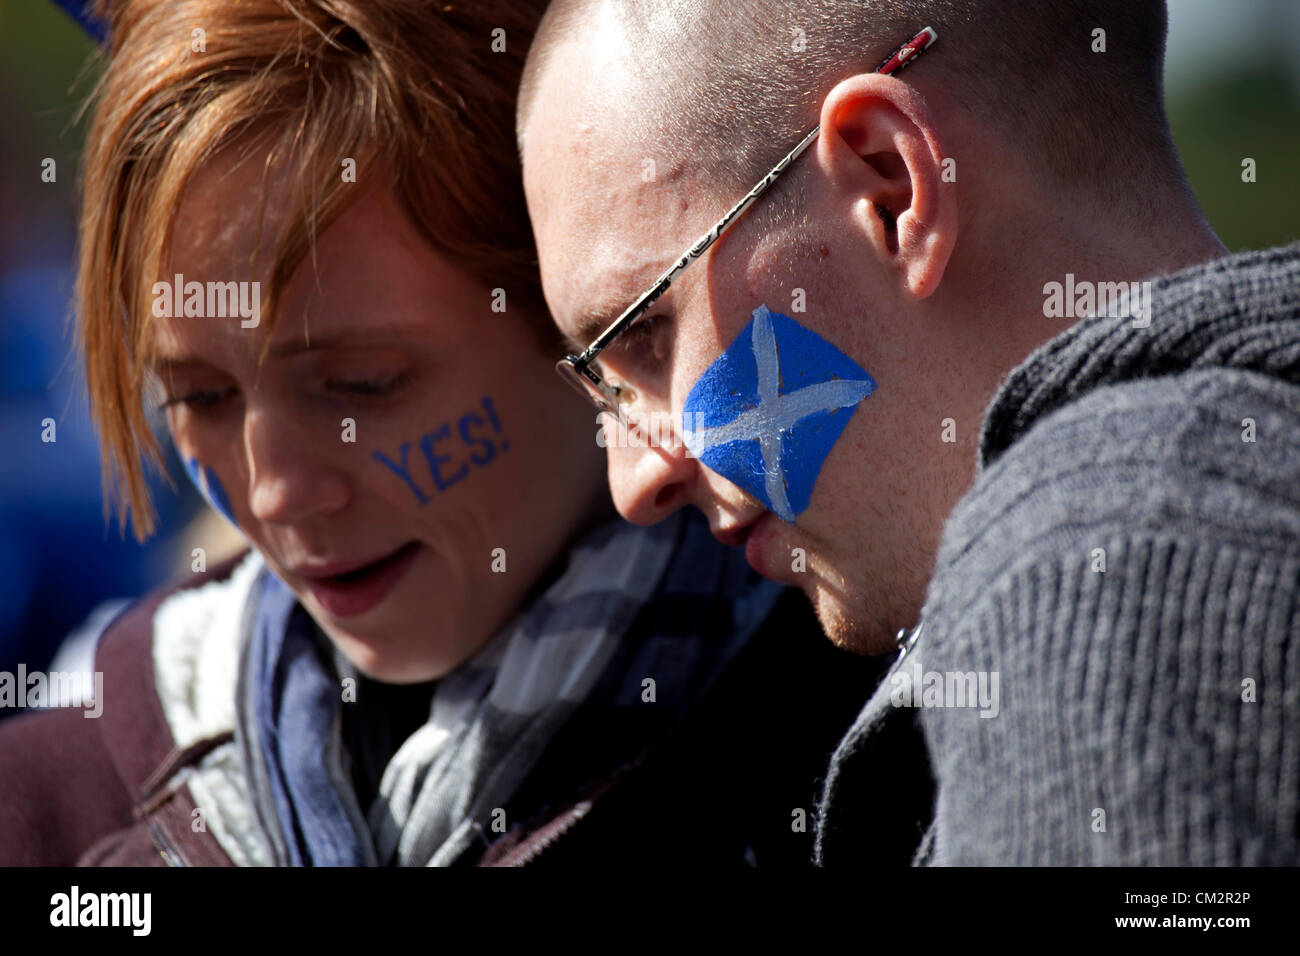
[0,0,245,694]
[0,0,1297,699]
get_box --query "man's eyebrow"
[565,310,620,354]
[565,282,678,354]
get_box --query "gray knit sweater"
[816,242,1300,865]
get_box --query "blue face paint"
[372,396,508,506]
[184,456,238,527]
[682,305,876,523]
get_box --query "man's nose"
[244,408,349,525]
[605,417,698,526]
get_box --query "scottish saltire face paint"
[184,456,238,527]
[682,305,876,523]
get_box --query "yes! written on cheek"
[371,396,509,506]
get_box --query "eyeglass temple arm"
[571,25,938,370]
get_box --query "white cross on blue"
[682,305,876,523]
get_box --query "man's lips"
[711,515,764,548]
[290,541,422,618]
[743,512,780,577]
[710,513,784,579]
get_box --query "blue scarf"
[236,511,781,866]
[240,572,372,865]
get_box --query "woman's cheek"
[183,454,240,527]
[368,395,512,508]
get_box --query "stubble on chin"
[790,530,901,656]
[811,584,898,656]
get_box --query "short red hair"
[78,0,548,539]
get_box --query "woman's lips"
[297,541,421,619]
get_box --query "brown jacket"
[0,552,890,866]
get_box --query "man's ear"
[815,73,956,299]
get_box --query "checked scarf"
[235,510,781,866]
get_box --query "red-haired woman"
[0,0,877,866]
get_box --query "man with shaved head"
[519,0,1300,865]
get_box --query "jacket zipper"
[895,618,924,664]
[149,821,187,867]
[507,800,594,867]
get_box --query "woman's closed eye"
[324,370,413,398]
[158,371,413,413]
[158,385,237,412]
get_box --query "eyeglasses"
[555,25,939,423]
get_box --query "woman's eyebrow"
[148,325,417,371]
[267,328,389,357]
[147,355,212,375]
[266,319,433,358]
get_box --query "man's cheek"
[681,304,875,523]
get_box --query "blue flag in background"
[51,0,107,43]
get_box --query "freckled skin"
[157,144,610,682]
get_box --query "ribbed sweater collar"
[980,242,1300,470]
